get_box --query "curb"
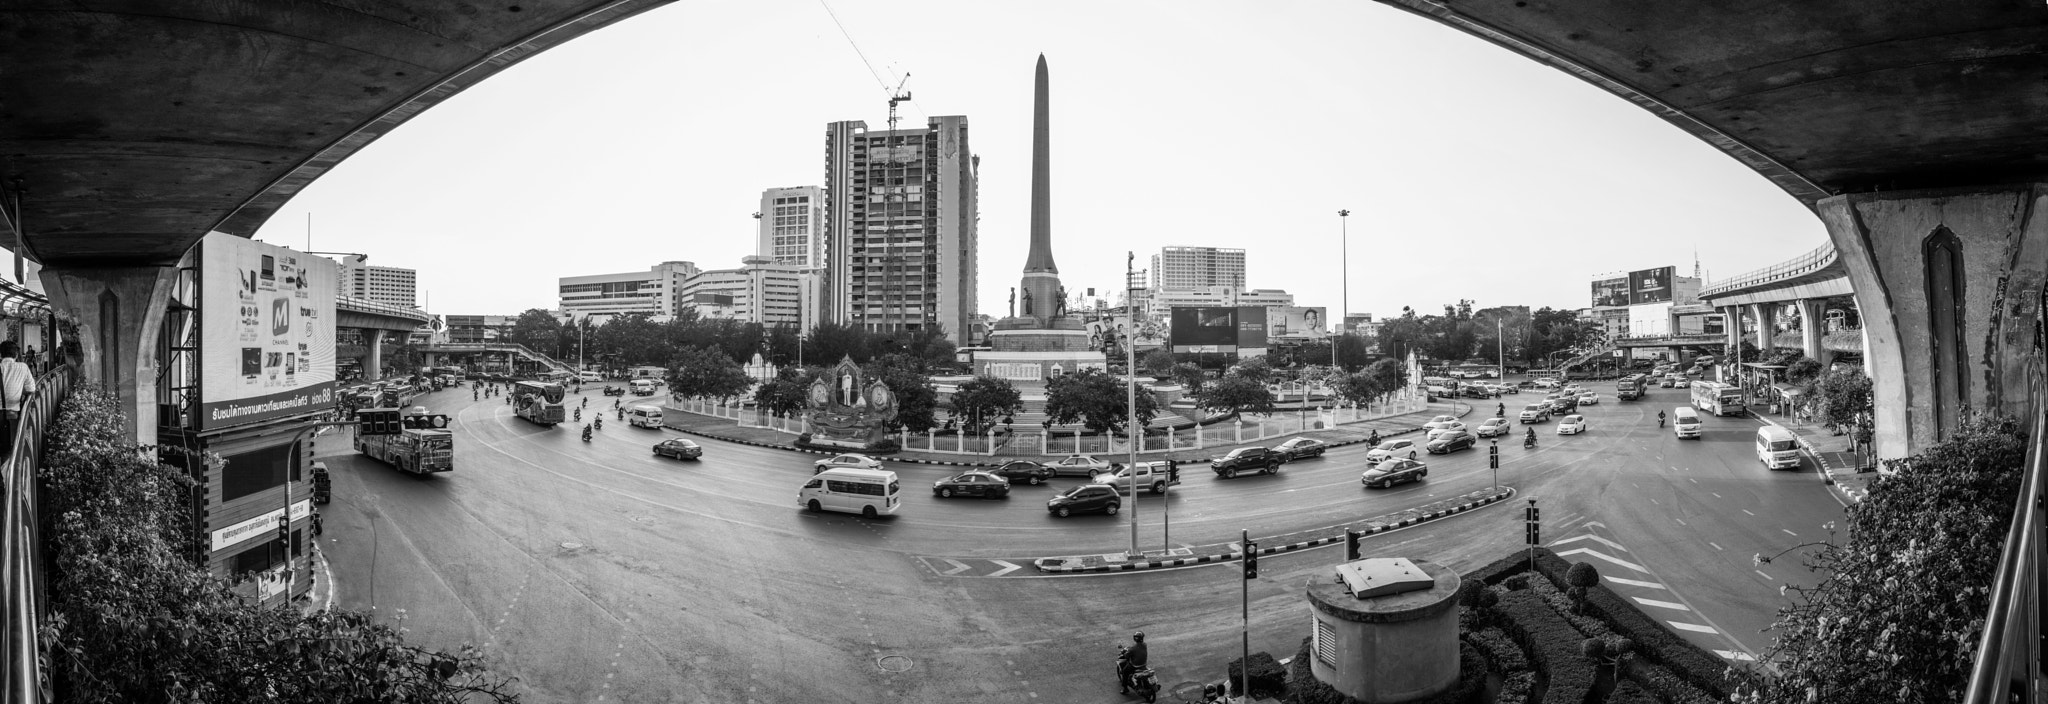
[1030,487,1518,574]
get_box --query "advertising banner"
[198,233,336,430]
[1591,277,1629,308]
[1629,301,1673,337]
[1169,307,1237,352]
[1628,266,1675,305]
[1086,315,1167,351]
[1235,306,1268,349]
[1266,306,1328,339]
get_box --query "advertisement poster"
[1234,306,1268,349]
[1084,315,1167,351]
[1169,307,1237,352]
[198,233,336,430]
[1591,277,1629,308]
[1628,266,1675,305]
[1266,306,1328,339]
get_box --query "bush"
[1608,679,1662,704]
[1496,589,1595,704]
[1227,651,1286,699]
[39,385,516,703]
[1463,628,1528,672]
[1286,638,1486,704]
[1496,671,1535,704]
[865,437,901,453]
[1532,551,1730,699]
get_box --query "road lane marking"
[1708,542,1722,551]
[987,560,1023,578]
[1549,534,1628,552]
[1606,576,1665,590]
[1675,519,1687,526]
[1754,570,1774,581]
[1688,478,1697,484]
[1711,492,1722,499]
[1650,498,1659,505]
[1632,597,1690,611]
[1555,547,1647,573]
[1782,528,1797,536]
[1714,650,1757,661]
[1668,621,1718,634]
[1742,509,1755,516]
[940,559,971,576]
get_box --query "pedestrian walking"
[0,341,36,456]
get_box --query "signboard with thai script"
[198,233,336,430]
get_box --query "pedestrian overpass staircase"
[419,342,577,375]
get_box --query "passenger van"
[800,468,900,517]
[627,405,664,429]
[1672,407,1702,439]
[1756,425,1800,469]
[630,379,657,396]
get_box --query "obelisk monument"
[980,54,1099,383]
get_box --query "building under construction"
[822,115,979,346]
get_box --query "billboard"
[1628,266,1675,305]
[1629,301,1673,337]
[199,233,336,430]
[1169,307,1237,352]
[1266,306,1328,339]
[1591,277,1629,308]
[1085,315,1167,351]
[1235,306,1268,349]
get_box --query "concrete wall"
[1819,184,2048,461]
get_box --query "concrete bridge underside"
[1378,0,2048,461]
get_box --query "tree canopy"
[1194,375,1275,419]
[861,353,939,433]
[948,375,1024,435]
[665,345,752,401]
[1044,368,1159,435]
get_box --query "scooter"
[581,426,593,442]
[1116,646,1159,702]
[1524,434,1538,450]
[594,417,603,431]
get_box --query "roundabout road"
[314,381,1844,702]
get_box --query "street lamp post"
[1125,252,1142,559]
[1336,209,1350,371]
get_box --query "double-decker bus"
[1690,380,1744,417]
[512,380,567,426]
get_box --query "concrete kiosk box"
[1305,558,1461,703]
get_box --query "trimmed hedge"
[1497,589,1595,704]
[1463,628,1528,673]
[1286,638,1487,704]
[1497,671,1535,704]
[1608,678,1660,704]
[1531,551,1731,699]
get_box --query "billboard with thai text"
[198,233,336,430]
[1628,266,1675,305]
[1592,276,1629,308]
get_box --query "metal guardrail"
[1963,304,2047,702]
[336,296,429,324]
[1698,243,1837,299]
[3,364,74,703]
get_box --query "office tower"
[824,115,977,345]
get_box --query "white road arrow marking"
[1668,621,1718,634]
[987,560,1023,578]
[1714,650,1757,661]
[1632,597,1690,611]
[940,559,971,576]
[1555,547,1648,573]
[1606,576,1665,590]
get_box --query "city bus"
[1690,380,1744,417]
[512,380,567,426]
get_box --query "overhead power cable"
[817,0,895,96]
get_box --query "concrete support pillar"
[1818,183,2048,462]
[37,266,177,445]
[1721,305,1742,353]
[1795,298,1830,366]
[364,329,386,381]
[1748,302,1778,352]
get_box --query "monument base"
[978,328,1105,384]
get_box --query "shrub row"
[1608,678,1660,704]
[1530,552,1732,699]
[1497,671,1535,704]
[1285,639,1488,704]
[1496,588,1596,704]
[1463,628,1528,673]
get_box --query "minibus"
[1672,406,1702,439]
[800,468,901,517]
[627,405,664,429]
[1756,425,1800,469]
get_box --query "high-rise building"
[557,261,699,322]
[332,254,418,308]
[757,186,825,269]
[1150,246,1246,292]
[679,255,819,329]
[824,115,978,345]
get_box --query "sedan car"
[1364,439,1420,462]
[813,453,884,474]
[1047,484,1121,517]
[933,471,1011,499]
[1044,455,1115,477]
[1577,392,1600,405]
[1496,384,1520,395]
[1426,420,1468,440]
[1474,417,1513,438]
[1426,414,1458,426]
[988,459,1055,486]
[1557,414,1589,435]
[1361,458,1429,489]
[1271,437,1328,461]
[1463,385,1497,399]
[1426,429,1477,454]
[652,438,703,460]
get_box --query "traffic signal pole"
[1242,528,1255,701]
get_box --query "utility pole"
[1336,210,1350,371]
[1127,252,1142,559]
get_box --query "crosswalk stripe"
[1631,597,1690,611]
[1555,547,1648,573]
[988,560,1023,578]
[1606,576,1666,590]
[1668,621,1718,634]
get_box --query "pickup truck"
[1211,446,1282,478]
[1093,461,1183,494]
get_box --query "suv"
[1518,403,1552,424]
[1047,484,1121,517]
[1211,447,1282,478]
[1094,461,1183,493]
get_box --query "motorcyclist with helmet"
[1524,427,1537,449]
[1658,410,1667,428]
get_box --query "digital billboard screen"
[1266,306,1328,339]
[1591,277,1629,308]
[1235,307,1268,349]
[198,233,336,430]
[1169,307,1237,352]
[1629,266,1675,305]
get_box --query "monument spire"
[1023,53,1056,274]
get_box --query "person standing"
[0,341,38,456]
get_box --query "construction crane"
[886,72,912,134]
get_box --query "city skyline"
[249,0,1822,323]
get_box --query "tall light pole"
[1336,210,1350,371]
[1126,252,1142,559]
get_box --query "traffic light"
[402,414,451,430]
[1243,541,1259,580]
[358,408,401,436]
[1345,529,1361,561]
[1489,442,1499,469]
[277,516,289,544]
[1525,502,1541,546]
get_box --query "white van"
[627,405,664,429]
[1756,426,1800,469]
[578,371,604,383]
[630,379,657,396]
[1672,406,1702,439]
[800,468,900,517]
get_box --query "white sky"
[251,0,1826,321]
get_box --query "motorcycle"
[581,426,593,442]
[594,417,603,431]
[1524,435,1537,450]
[1116,646,1159,703]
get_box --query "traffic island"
[1032,486,1516,574]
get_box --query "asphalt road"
[314,380,1845,702]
